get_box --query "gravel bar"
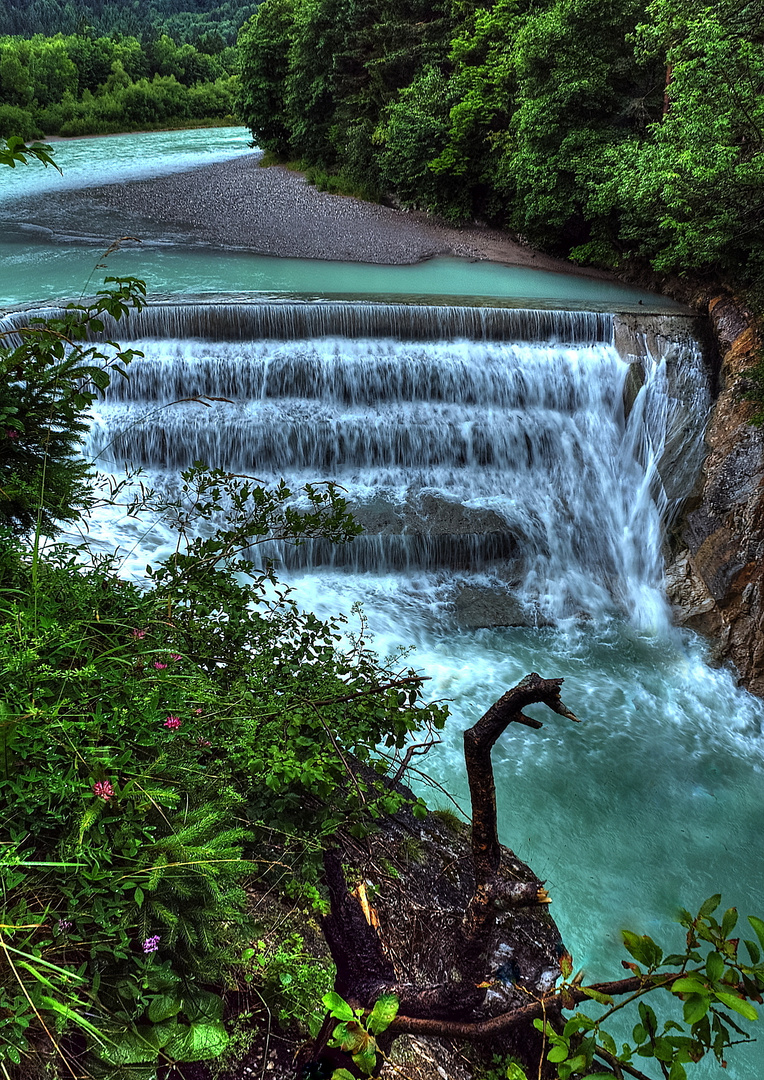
[16,150,612,276]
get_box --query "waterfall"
[81,302,710,632]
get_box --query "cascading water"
[84,304,670,626]
[62,300,764,1077]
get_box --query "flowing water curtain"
[74,300,710,630]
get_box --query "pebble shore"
[34,150,609,276]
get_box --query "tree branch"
[387,974,679,1040]
[462,674,579,948]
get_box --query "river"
[2,128,764,1079]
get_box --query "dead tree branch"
[462,673,578,950]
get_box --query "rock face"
[666,295,764,696]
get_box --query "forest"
[0,0,261,46]
[0,31,240,137]
[238,0,764,298]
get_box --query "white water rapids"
[65,301,764,1077]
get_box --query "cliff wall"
[664,295,764,696]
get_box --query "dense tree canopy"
[0,31,239,137]
[238,0,764,291]
[0,0,262,47]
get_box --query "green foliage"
[0,32,240,139]
[476,1056,529,1080]
[242,932,333,1030]
[0,0,262,46]
[0,276,146,536]
[237,0,297,158]
[322,990,399,1077]
[237,0,454,187]
[237,0,764,291]
[0,134,58,169]
[534,895,764,1078]
[0,452,445,1074]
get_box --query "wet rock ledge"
[665,294,764,696]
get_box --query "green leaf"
[654,1036,674,1062]
[670,976,707,994]
[748,916,764,953]
[367,993,399,1035]
[352,1044,377,1074]
[39,996,107,1046]
[580,985,614,1005]
[547,1044,570,1063]
[567,1054,589,1072]
[323,991,355,1022]
[164,1020,228,1062]
[713,991,758,1022]
[683,993,709,1024]
[147,993,182,1023]
[744,939,761,964]
[505,1065,529,1080]
[706,952,724,982]
[622,930,662,968]
[699,895,722,918]
[721,908,738,937]
[331,1071,356,1080]
[184,990,223,1023]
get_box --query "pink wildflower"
[193,707,203,715]
[153,661,167,670]
[93,780,114,801]
[197,737,211,747]
[131,629,147,640]
[142,935,161,953]
[6,429,19,439]
[169,654,182,661]
[163,715,182,730]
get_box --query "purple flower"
[163,716,182,730]
[56,919,72,934]
[153,661,167,670]
[131,629,147,640]
[142,935,161,954]
[169,654,182,662]
[196,737,211,747]
[93,780,114,801]
[6,429,19,439]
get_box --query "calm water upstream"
[3,129,763,1077]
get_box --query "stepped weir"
[72,299,712,630]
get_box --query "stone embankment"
[665,294,764,696]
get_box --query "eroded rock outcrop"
[666,294,764,695]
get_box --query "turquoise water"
[0,238,688,310]
[0,126,253,201]
[0,127,684,312]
